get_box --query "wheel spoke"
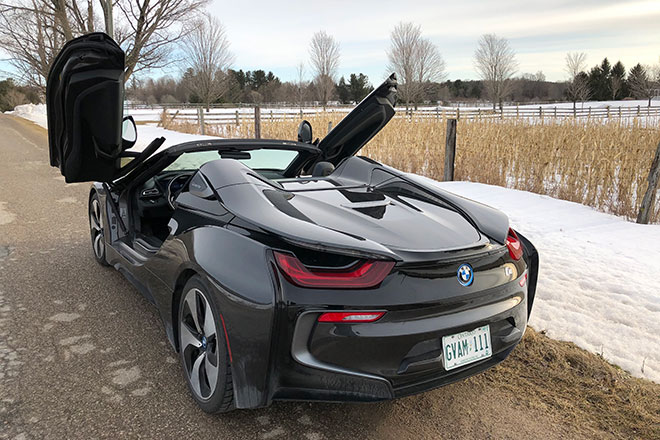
[185,291,203,334]
[90,215,101,231]
[189,351,205,397]
[92,199,103,229]
[93,233,103,257]
[204,354,218,393]
[180,322,202,349]
[203,297,216,338]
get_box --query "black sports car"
[46,33,538,413]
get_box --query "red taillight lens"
[273,252,394,289]
[506,228,523,261]
[318,312,385,323]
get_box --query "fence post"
[235,110,239,126]
[254,105,261,139]
[637,141,660,224]
[637,105,641,116]
[554,106,557,118]
[167,110,180,127]
[456,108,460,120]
[436,107,439,120]
[606,105,610,118]
[516,104,519,118]
[197,106,205,135]
[619,106,622,118]
[327,121,333,133]
[478,108,481,120]
[443,119,457,181]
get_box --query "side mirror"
[297,120,313,143]
[122,115,137,150]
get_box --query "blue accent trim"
[457,263,474,287]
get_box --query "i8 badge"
[457,263,474,286]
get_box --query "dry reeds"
[162,111,660,223]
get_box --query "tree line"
[0,2,658,109]
[566,53,659,107]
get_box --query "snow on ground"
[7,104,660,382]
[6,103,48,128]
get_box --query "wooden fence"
[130,103,660,130]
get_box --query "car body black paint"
[50,35,538,411]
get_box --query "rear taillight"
[506,228,523,261]
[318,312,385,323]
[273,251,394,289]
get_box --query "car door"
[316,73,398,166]
[47,32,126,183]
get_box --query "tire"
[88,193,109,266]
[177,276,234,413]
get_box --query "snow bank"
[6,103,48,128]
[8,103,660,382]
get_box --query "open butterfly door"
[47,32,126,183]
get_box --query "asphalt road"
[0,115,574,440]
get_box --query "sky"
[201,0,660,84]
[0,0,658,85]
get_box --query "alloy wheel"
[89,198,104,259]
[180,288,220,400]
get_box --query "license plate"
[442,325,492,370]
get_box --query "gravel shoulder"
[0,114,657,440]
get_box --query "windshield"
[164,149,299,172]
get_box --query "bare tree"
[309,30,340,106]
[0,0,209,91]
[474,34,518,110]
[386,22,445,109]
[564,52,590,110]
[181,13,233,110]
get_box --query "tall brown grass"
[161,111,660,223]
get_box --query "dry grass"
[484,328,660,439]
[161,111,660,223]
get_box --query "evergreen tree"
[610,61,626,100]
[628,63,655,105]
[587,58,612,101]
[335,76,350,104]
[348,73,373,102]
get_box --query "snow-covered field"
[7,103,660,383]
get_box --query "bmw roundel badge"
[457,263,474,286]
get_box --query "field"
[161,112,660,223]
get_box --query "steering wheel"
[167,173,192,210]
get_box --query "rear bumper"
[269,278,527,403]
